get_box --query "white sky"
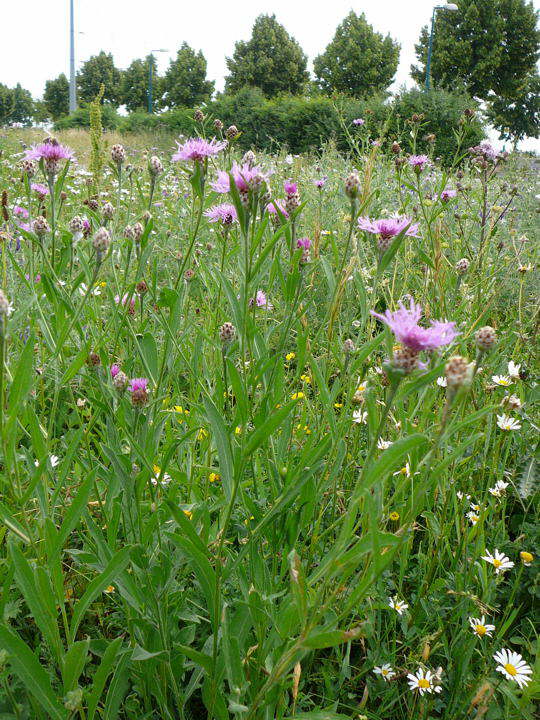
[2,0,539,150]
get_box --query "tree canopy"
[225,14,309,97]
[314,11,400,97]
[411,0,539,101]
[121,56,158,112]
[77,52,121,105]
[161,43,214,108]
[44,74,70,120]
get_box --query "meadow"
[0,114,538,720]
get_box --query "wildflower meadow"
[0,112,537,720]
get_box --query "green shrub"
[54,103,120,131]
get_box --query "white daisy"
[496,414,521,431]
[407,668,442,695]
[507,361,521,379]
[352,409,368,424]
[492,375,513,387]
[493,649,532,688]
[489,480,509,497]
[50,455,60,468]
[436,376,447,387]
[373,664,395,681]
[377,438,392,450]
[481,549,514,574]
[78,283,101,297]
[151,465,171,486]
[469,615,495,637]
[466,511,480,526]
[457,491,471,501]
[388,596,408,615]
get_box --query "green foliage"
[44,74,70,120]
[412,0,540,101]
[89,85,106,189]
[9,84,34,125]
[314,11,400,97]
[54,104,120,131]
[161,43,214,109]
[225,14,309,97]
[77,51,121,106]
[0,84,15,125]
[486,73,540,147]
[0,120,537,720]
[121,55,158,112]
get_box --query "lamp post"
[147,49,168,113]
[69,0,77,112]
[425,3,459,90]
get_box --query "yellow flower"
[183,510,192,519]
[285,352,296,362]
[520,551,534,566]
[300,374,312,384]
[173,405,190,419]
[104,585,115,594]
[291,392,304,400]
[208,472,220,483]
[334,402,343,408]
[389,511,400,522]
[197,428,208,441]
[234,426,242,435]
[99,281,107,287]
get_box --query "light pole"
[425,3,459,90]
[147,49,168,113]
[69,0,77,112]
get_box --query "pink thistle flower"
[265,200,289,218]
[110,364,120,378]
[172,137,227,163]
[31,183,49,197]
[284,179,297,195]
[212,162,271,194]
[296,237,311,250]
[115,293,136,315]
[249,290,273,309]
[357,216,419,252]
[128,377,148,393]
[204,203,238,225]
[371,298,458,352]
[128,377,149,407]
[25,138,74,164]
[314,176,327,189]
[440,189,457,202]
[13,205,29,218]
[408,155,430,172]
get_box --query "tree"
[486,73,540,147]
[314,11,400,97]
[161,44,214,108]
[9,84,34,125]
[77,52,121,105]
[44,73,70,120]
[121,56,159,112]
[411,0,539,101]
[225,14,309,97]
[0,84,14,126]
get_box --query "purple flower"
[25,138,74,164]
[284,179,297,195]
[31,183,49,197]
[408,155,430,172]
[115,293,136,314]
[17,222,31,233]
[352,118,365,126]
[250,290,273,309]
[212,162,270,194]
[204,203,238,225]
[128,377,148,393]
[172,137,227,163]
[13,205,29,218]
[110,364,120,378]
[314,176,327,189]
[357,216,419,239]
[440,189,457,202]
[265,200,289,218]
[296,237,311,250]
[371,298,458,352]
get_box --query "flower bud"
[92,227,111,254]
[213,118,223,131]
[445,356,472,389]
[111,143,126,165]
[343,338,355,354]
[219,322,236,344]
[455,258,469,275]
[475,326,497,352]
[32,216,50,236]
[344,172,361,200]
[226,125,238,140]
[148,155,163,176]
[102,202,114,220]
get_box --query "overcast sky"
[2,0,539,149]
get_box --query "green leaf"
[243,400,297,456]
[86,637,123,720]
[62,639,90,693]
[69,547,132,643]
[0,624,68,719]
[203,396,234,500]
[139,332,158,382]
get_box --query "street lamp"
[148,49,169,113]
[425,3,459,90]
